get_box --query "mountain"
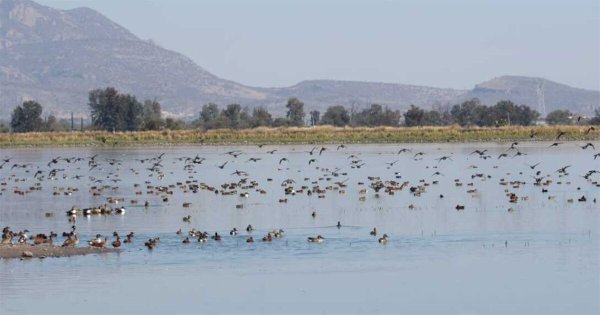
[0,0,267,118]
[0,0,598,119]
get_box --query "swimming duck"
[246,224,253,233]
[182,237,190,244]
[230,228,238,236]
[378,234,389,244]
[246,236,254,243]
[307,235,324,243]
[370,228,377,236]
[211,232,221,241]
[198,233,208,242]
[336,221,342,229]
[112,236,121,248]
[262,234,273,242]
[183,215,191,222]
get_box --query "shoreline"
[0,244,119,259]
[0,125,597,147]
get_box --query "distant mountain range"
[1,0,598,119]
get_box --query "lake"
[0,143,598,314]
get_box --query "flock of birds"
[1,129,599,256]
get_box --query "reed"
[0,125,597,147]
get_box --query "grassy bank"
[0,125,597,147]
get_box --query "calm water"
[0,143,598,314]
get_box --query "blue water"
[0,143,598,314]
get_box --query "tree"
[221,104,242,129]
[309,110,320,126]
[120,94,143,131]
[590,108,600,125]
[403,105,426,127]
[286,97,305,126]
[165,117,186,130]
[353,104,400,127]
[545,110,573,125]
[451,99,483,127]
[89,87,121,131]
[142,100,164,130]
[44,114,67,132]
[89,88,144,131]
[250,107,273,128]
[321,105,350,127]
[10,101,44,133]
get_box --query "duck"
[272,229,284,238]
[115,206,126,214]
[369,227,377,236]
[378,234,389,244]
[246,224,254,233]
[262,234,273,242]
[246,236,254,243]
[182,215,191,223]
[230,228,238,236]
[197,233,209,242]
[61,234,79,247]
[89,234,107,248]
[211,232,221,241]
[336,221,342,229]
[112,236,121,248]
[307,235,324,243]
[182,237,190,244]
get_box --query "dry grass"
[0,125,597,147]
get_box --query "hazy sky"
[36,0,600,90]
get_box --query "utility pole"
[71,112,74,131]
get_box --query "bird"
[378,234,389,244]
[497,153,508,159]
[217,161,228,169]
[413,152,425,158]
[436,156,453,163]
[385,160,399,167]
[319,147,327,155]
[530,129,537,138]
[512,151,527,158]
[527,162,541,170]
[580,143,595,150]
[585,126,595,134]
[398,148,412,154]
[556,165,571,174]
[308,159,317,165]
[548,142,562,148]
[279,158,289,165]
[307,235,324,243]
[337,144,346,150]
[369,228,377,236]
[112,236,121,248]
[556,131,566,140]
[470,149,487,156]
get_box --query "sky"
[36,0,600,91]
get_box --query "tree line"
[5,87,600,133]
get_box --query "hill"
[0,0,598,118]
